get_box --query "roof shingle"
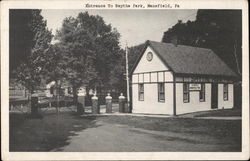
[146,40,237,77]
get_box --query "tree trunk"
[56,80,60,114]
[30,87,39,117]
[73,86,78,105]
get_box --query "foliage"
[10,10,33,72]
[127,43,145,72]
[162,10,242,75]
[55,12,122,101]
[109,49,126,93]
[10,10,53,93]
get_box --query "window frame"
[138,83,144,101]
[158,83,165,102]
[199,83,205,102]
[183,83,190,103]
[223,84,228,101]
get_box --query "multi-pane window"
[183,83,189,103]
[199,83,205,102]
[138,84,144,101]
[158,83,165,102]
[223,84,228,101]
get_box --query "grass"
[10,113,101,151]
[101,115,241,139]
[194,108,242,117]
[10,110,242,152]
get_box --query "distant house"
[45,81,74,97]
[131,40,238,115]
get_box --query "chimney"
[170,35,178,47]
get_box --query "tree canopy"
[162,10,242,75]
[55,12,123,101]
[10,10,53,92]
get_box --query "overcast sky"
[41,9,197,49]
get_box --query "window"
[223,84,228,101]
[158,83,165,102]
[199,83,205,102]
[183,83,189,103]
[138,84,144,101]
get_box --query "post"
[119,93,126,113]
[77,89,85,115]
[125,43,130,112]
[91,93,99,114]
[173,74,176,116]
[77,96,85,115]
[31,93,39,116]
[56,80,61,114]
[105,93,112,113]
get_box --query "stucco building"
[131,40,238,115]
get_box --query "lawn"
[10,113,100,151]
[9,111,242,152]
[193,108,242,117]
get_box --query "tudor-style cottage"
[131,40,238,115]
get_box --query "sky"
[41,9,197,49]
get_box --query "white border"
[1,0,249,160]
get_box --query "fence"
[9,86,126,114]
[9,89,27,98]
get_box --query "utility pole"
[233,40,241,75]
[125,42,130,111]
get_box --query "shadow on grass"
[100,115,242,151]
[9,112,103,151]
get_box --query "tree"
[109,49,126,93]
[10,10,53,94]
[162,10,242,108]
[10,10,33,73]
[127,43,145,72]
[162,10,242,75]
[55,12,121,105]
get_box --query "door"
[211,83,218,109]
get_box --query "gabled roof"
[131,40,237,77]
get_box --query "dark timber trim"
[173,74,176,116]
[132,81,235,84]
[163,72,165,82]
[133,70,170,75]
[130,40,174,76]
[149,72,151,83]
[157,72,159,82]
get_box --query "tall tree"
[162,10,242,75]
[10,10,53,93]
[55,12,121,103]
[10,10,33,74]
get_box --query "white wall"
[132,45,174,115]
[132,83,174,115]
[132,46,173,84]
[176,83,212,115]
[218,84,234,109]
[134,46,169,73]
[132,71,173,83]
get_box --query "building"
[131,40,238,115]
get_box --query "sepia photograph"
[1,0,249,160]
